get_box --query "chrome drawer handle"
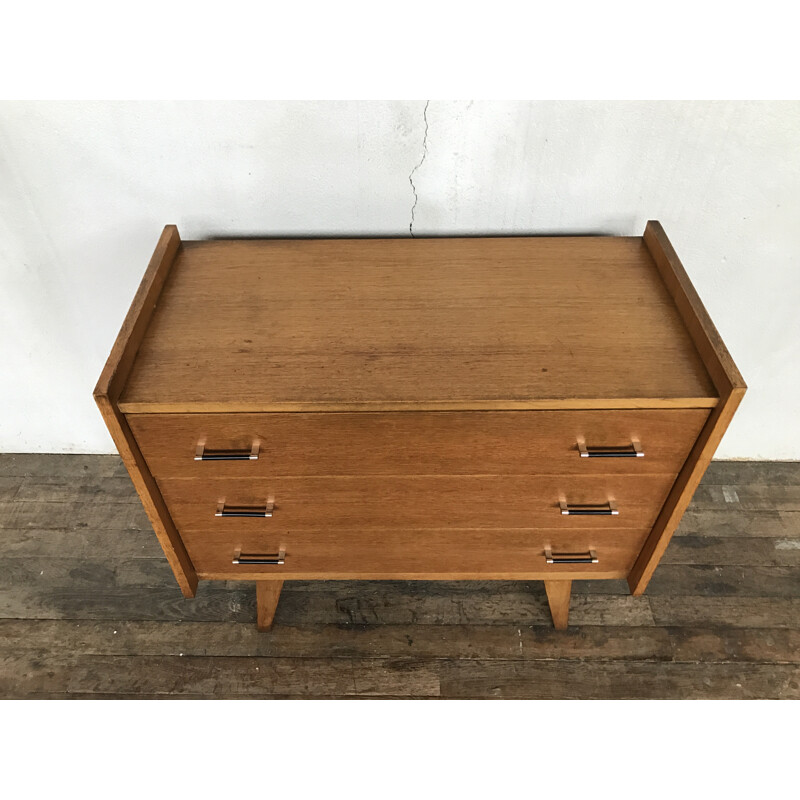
[545,547,598,564]
[578,440,642,458]
[233,548,285,565]
[216,501,274,518]
[195,442,259,461]
[559,500,618,516]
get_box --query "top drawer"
[129,409,708,479]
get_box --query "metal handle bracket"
[233,548,286,565]
[559,500,618,516]
[196,442,259,461]
[578,440,643,458]
[545,548,599,564]
[216,502,274,518]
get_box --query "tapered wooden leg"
[256,580,284,631]
[544,580,572,630]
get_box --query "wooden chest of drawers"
[95,223,745,630]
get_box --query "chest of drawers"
[95,222,745,630]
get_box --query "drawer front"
[158,474,675,531]
[183,527,651,580]
[129,409,708,479]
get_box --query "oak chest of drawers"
[95,222,745,630]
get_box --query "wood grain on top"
[119,236,717,412]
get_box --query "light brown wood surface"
[256,581,284,631]
[95,398,197,597]
[95,225,181,404]
[643,221,745,399]
[130,409,708,478]
[119,237,716,412]
[93,224,744,627]
[94,226,197,596]
[544,580,573,629]
[157,474,676,532]
[182,527,648,580]
[629,387,745,594]
[628,222,747,594]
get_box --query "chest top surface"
[118,235,716,412]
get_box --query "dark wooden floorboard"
[0,454,127,478]
[649,597,800,628]
[703,461,800,486]
[0,654,441,698]
[662,536,800,566]
[438,660,800,699]
[675,508,797,538]
[0,499,150,531]
[0,455,798,698]
[3,619,799,663]
[0,528,161,559]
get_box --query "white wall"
[1,100,798,458]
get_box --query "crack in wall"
[408,100,430,237]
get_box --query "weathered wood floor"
[1,456,799,699]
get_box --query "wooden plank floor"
[1,455,799,699]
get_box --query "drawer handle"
[578,440,643,458]
[545,547,598,564]
[233,548,285,565]
[559,500,618,516]
[195,442,259,461]
[216,502,274,518]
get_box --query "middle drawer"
[158,474,676,532]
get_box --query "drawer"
[158,474,676,531]
[184,527,651,580]
[129,409,708,479]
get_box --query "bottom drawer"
[184,528,651,580]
